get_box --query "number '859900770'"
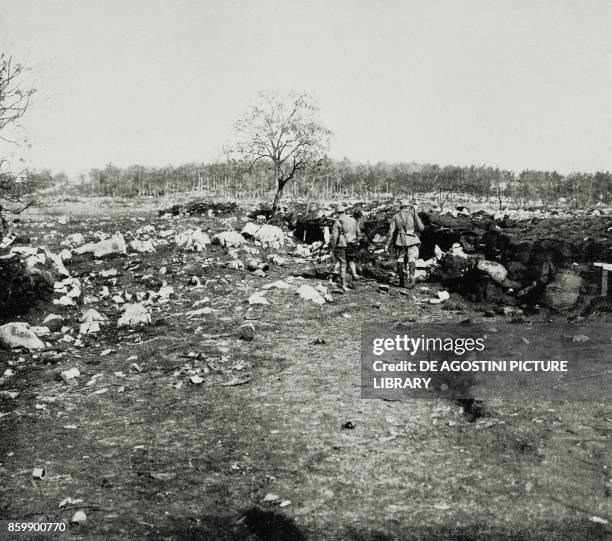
[7,522,66,532]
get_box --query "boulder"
[241,222,260,238]
[506,261,527,282]
[79,320,100,335]
[0,322,45,350]
[476,260,508,284]
[542,270,583,311]
[80,308,107,323]
[296,284,329,305]
[43,314,65,332]
[129,239,156,254]
[74,233,126,258]
[256,224,284,249]
[214,231,245,248]
[61,233,85,246]
[227,259,244,270]
[248,292,269,305]
[117,303,151,327]
[175,228,210,251]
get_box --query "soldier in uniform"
[331,205,362,290]
[384,199,425,288]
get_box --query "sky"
[1,0,611,178]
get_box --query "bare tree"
[226,91,331,212]
[0,52,35,232]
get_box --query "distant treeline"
[28,161,612,207]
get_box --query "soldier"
[384,199,425,288]
[331,205,362,290]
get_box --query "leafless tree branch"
[225,91,331,211]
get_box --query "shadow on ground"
[154,510,609,541]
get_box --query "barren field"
[1,198,611,540]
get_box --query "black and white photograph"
[0,1,611,539]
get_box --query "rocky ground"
[0,197,611,540]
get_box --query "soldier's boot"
[339,267,349,291]
[396,262,406,288]
[348,261,360,280]
[407,261,416,288]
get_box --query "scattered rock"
[129,239,156,254]
[117,303,152,327]
[227,259,244,270]
[70,510,87,525]
[214,231,245,248]
[32,467,46,480]
[296,284,331,305]
[60,367,81,383]
[241,223,284,249]
[42,314,64,332]
[175,228,210,251]
[238,323,256,341]
[248,292,270,305]
[74,232,127,258]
